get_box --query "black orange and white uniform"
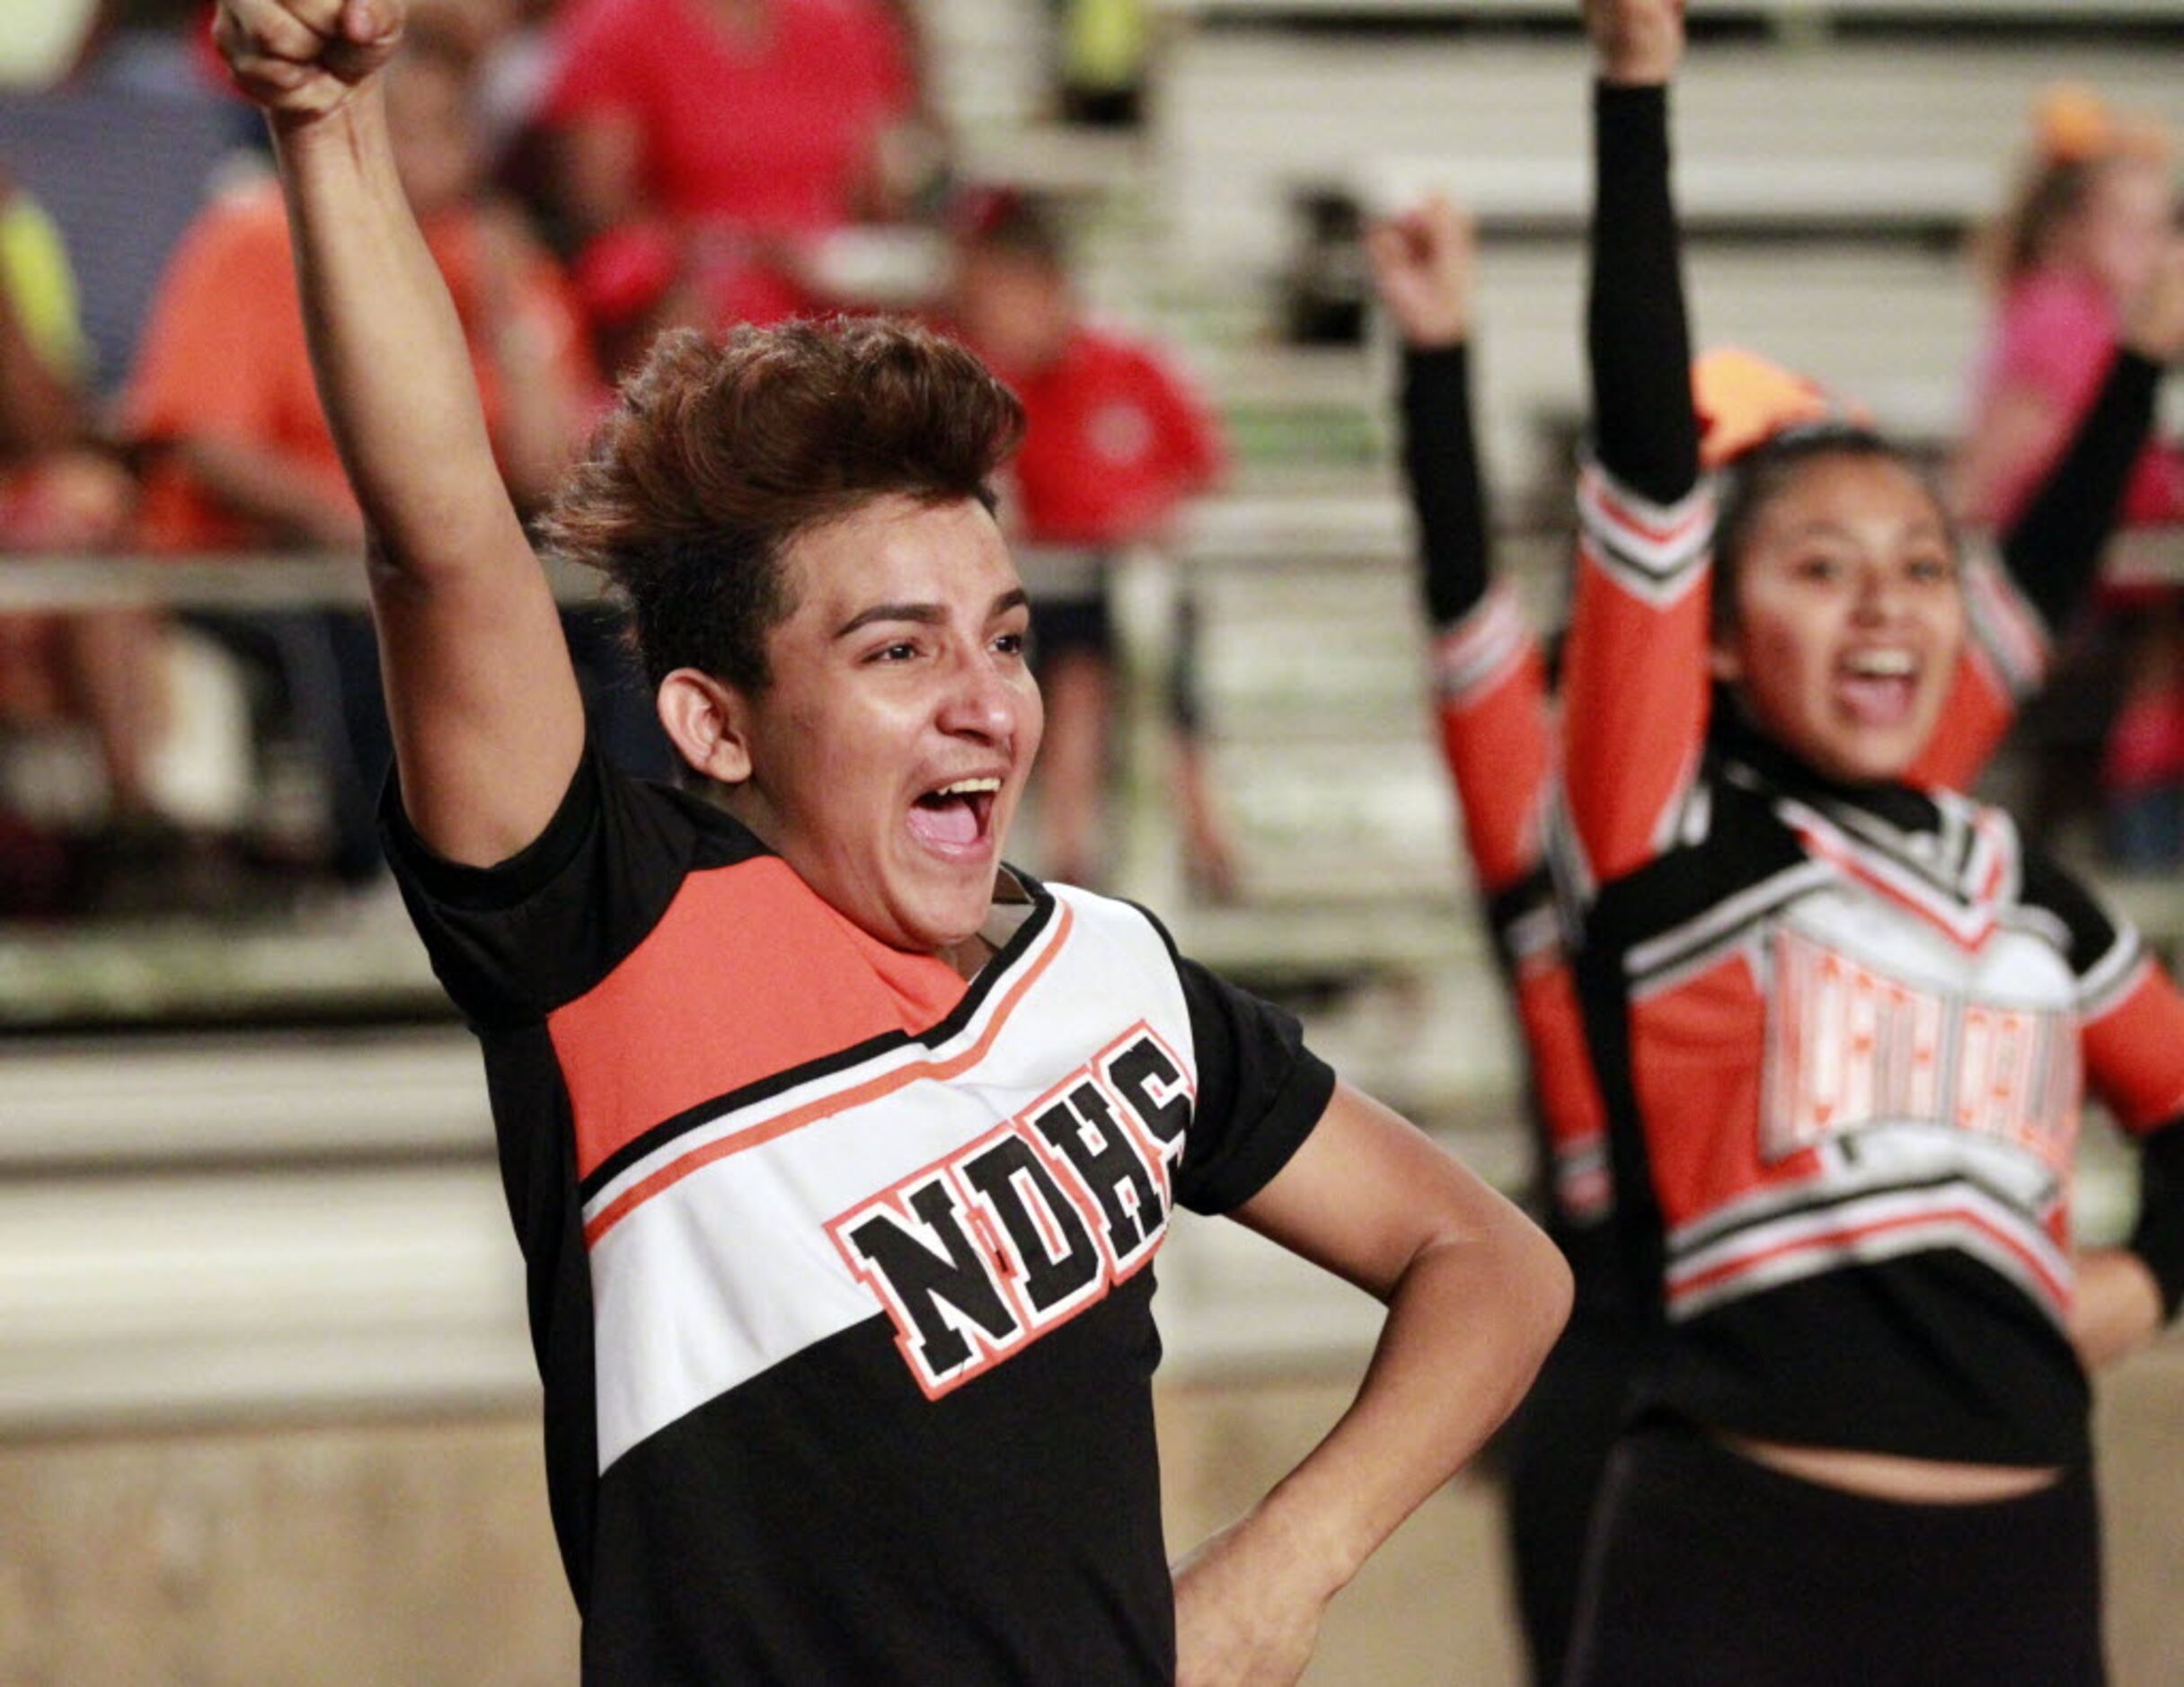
[382,743,1334,1683]
[1554,79,2184,1687]
[1398,185,2162,1683]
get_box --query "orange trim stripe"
[1586,473,1713,552]
[1906,651,2012,792]
[583,904,1077,1249]
[1790,823,2002,955]
[1670,1201,2067,1310]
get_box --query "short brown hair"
[543,315,1026,695]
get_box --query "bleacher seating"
[5,0,2184,1435]
[1148,17,2184,480]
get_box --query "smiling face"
[712,494,1043,955]
[1711,450,1966,784]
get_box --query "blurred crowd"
[0,2,2179,923]
[0,0,1207,921]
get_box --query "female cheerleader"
[1561,3,2184,1680]
[1366,118,2180,1682]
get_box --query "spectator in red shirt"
[129,7,597,554]
[535,0,920,333]
[949,188,1234,894]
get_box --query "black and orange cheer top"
[384,744,1333,1683]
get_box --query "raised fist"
[213,0,404,122]
[1583,0,1686,86]
[1366,195,1477,349]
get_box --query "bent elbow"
[1495,1207,1575,1376]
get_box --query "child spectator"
[948,187,1235,895]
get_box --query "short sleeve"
[380,738,707,1029]
[1167,952,1337,1216]
[1134,342,1225,495]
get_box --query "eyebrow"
[1776,518,1950,545]
[833,588,1031,640]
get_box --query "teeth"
[934,778,1002,797]
[1844,649,1914,677]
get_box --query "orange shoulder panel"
[547,856,968,1178]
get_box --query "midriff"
[1723,1435,2062,1504]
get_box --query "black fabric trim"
[379,746,610,914]
[1124,896,1338,1217]
[577,878,1060,1202]
[1578,474,1713,592]
[379,741,766,914]
[1587,81,1699,507]
[1585,777,1806,959]
[1791,791,1983,896]
[1482,862,1559,975]
[1710,699,1943,837]
[1622,863,1823,991]
[1400,340,1493,629]
[1573,904,1670,1336]
[1183,1040,1336,1219]
[2011,844,2127,981]
[472,1021,601,1607]
[1644,1252,2091,1466]
[1998,347,2162,633]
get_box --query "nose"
[1851,563,1905,625]
[937,642,1020,744]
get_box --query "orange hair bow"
[2031,84,2172,169]
[1692,347,1868,471]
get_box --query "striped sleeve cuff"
[1576,453,1717,605]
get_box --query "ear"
[657,667,756,786]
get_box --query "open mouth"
[1835,647,1920,728]
[908,776,1001,853]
